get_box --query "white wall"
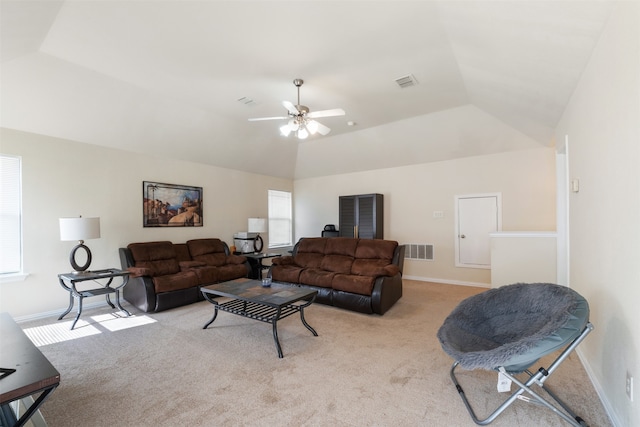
[294,146,556,286]
[555,2,640,426]
[0,128,292,319]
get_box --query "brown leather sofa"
[269,237,405,315]
[119,238,249,313]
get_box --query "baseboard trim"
[576,348,620,427]
[12,300,114,324]
[403,275,490,288]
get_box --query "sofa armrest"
[371,273,403,315]
[393,244,406,275]
[226,254,247,265]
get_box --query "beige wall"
[0,128,292,319]
[294,146,556,286]
[555,2,640,426]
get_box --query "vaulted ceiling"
[1,1,614,179]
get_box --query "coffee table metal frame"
[201,279,318,358]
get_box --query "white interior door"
[455,194,501,268]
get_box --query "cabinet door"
[339,196,356,238]
[338,194,383,239]
[357,194,383,239]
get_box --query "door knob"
[460,234,466,239]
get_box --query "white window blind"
[268,190,292,248]
[0,155,22,275]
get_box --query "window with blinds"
[1,155,22,275]
[268,190,292,248]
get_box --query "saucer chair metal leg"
[449,323,593,427]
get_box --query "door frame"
[454,192,502,269]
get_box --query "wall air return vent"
[394,74,418,89]
[404,244,434,261]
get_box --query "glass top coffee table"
[200,278,318,358]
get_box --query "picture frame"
[143,181,203,227]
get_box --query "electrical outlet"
[433,211,444,218]
[626,372,634,402]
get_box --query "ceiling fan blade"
[307,108,345,119]
[248,116,288,122]
[282,101,299,115]
[310,120,331,136]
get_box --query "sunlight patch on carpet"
[24,321,100,346]
[91,313,156,331]
[23,314,157,346]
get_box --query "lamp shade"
[59,217,101,241]
[247,218,267,234]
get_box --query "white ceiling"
[0,1,614,179]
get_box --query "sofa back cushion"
[320,237,357,273]
[127,241,180,276]
[187,239,227,267]
[294,238,327,268]
[351,239,399,277]
[325,237,359,257]
[355,239,397,261]
[174,243,192,263]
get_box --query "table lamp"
[248,218,267,253]
[59,216,101,273]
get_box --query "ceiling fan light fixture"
[280,124,292,137]
[306,120,319,135]
[250,79,344,141]
[297,127,309,140]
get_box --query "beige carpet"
[20,280,612,427]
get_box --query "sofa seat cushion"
[271,265,305,284]
[299,268,335,288]
[217,264,249,282]
[127,241,180,276]
[152,271,199,293]
[332,274,376,296]
[189,266,219,284]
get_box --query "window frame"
[267,189,293,249]
[0,154,27,283]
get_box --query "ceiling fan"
[248,79,345,140]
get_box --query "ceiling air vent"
[394,74,418,89]
[237,96,256,106]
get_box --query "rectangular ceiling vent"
[404,244,434,261]
[395,74,418,89]
[237,96,256,106]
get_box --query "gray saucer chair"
[437,282,593,427]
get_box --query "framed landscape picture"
[143,181,203,227]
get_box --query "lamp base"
[70,242,92,272]
[253,235,264,253]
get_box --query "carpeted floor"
[20,280,612,426]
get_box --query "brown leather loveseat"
[269,237,405,315]
[119,238,249,313]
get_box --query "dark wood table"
[242,252,282,279]
[0,312,60,427]
[201,278,318,358]
[58,268,131,330]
